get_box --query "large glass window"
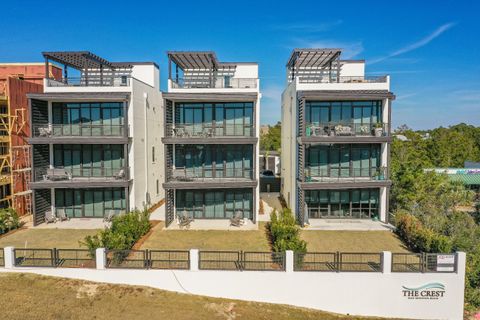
[175,102,253,136]
[175,189,253,219]
[306,144,381,178]
[52,102,124,136]
[55,188,126,218]
[53,144,124,177]
[305,189,379,219]
[174,145,253,179]
[305,101,382,127]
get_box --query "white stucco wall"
[339,60,365,77]
[129,75,164,210]
[1,249,466,320]
[281,82,297,210]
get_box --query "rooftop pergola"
[167,51,237,81]
[42,51,133,82]
[286,48,342,82]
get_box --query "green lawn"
[301,231,410,253]
[0,273,393,320]
[140,222,271,251]
[0,228,98,249]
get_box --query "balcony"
[304,122,389,138]
[170,77,258,89]
[300,168,390,190]
[163,123,256,144]
[304,168,386,183]
[30,124,128,144]
[298,75,387,84]
[30,167,130,189]
[164,168,256,189]
[46,75,131,87]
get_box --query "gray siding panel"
[33,189,51,226]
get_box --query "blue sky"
[1,0,478,129]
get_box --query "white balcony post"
[285,250,294,273]
[190,249,199,271]
[382,251,392,274]
[4,247,15,269]
[95,248,106,270]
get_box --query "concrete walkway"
[304,219,394,231]
[32,218,108,229]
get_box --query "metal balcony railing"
[46,75,131,87]
[168,168,254,182]
[166,123,254,138]
[298,75,387,84]
[32,124,127,138]
[33,167,130,182]
[170,77,257,89]
[304,168,387,183]
[305,122,389,137]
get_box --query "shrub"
[0,208,22,235]
[268,208,307,253]
[394,211,453,253]
[82,209,151,255]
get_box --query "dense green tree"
[260,122,281,152]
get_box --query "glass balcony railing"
[168,167,254,182]
[304,168,387,183]
[166,123,254,138]
[298,75,387,84]
[304,122,389,137]
[46,75,131,87]
[170,77,257,89]
[32,124,127,138]
[33,167,129,182]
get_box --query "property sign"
[437,254,455,272]
[402,283,446,300]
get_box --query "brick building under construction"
[0,63,61,216]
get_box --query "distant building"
[260,125,270,135]
[426,168,480,192]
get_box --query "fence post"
[4,247,14,269]
[285,250,294,273]
[190,249,199,271]
[455,251,466,275]
[382,251,392,274]
[95,248,106,270]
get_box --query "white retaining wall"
[1,247,466,320]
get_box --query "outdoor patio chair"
[103,210,117,222]
[178,212,194,229]
[45,210,56,224]
[115,169,125,179]
[56,208,69,222]
[38,126,52,137]
[334,125,353,136]
[45,168,71,181]
[230,211,245,227]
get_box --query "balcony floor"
[166,219,257,230]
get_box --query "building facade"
[0,63,62,215]
[281,49,394,225]
[28,52,163,225]
[162,51,260,227]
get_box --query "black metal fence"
[106,249,148,269]
[2,248,457,273]
[13,248,96,268]
[294,252,382,272]
[149,250,190,270]
[198,251,285,271]
[392,253,457,273]
[105,249,190,269]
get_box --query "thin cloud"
[370,22,456,64]
[272,20,343,32]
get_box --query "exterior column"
[380,187,387,222]
[189,249,199,271]
[4,247,15,268]
[382,251,392,274]
[285,250,294,273]
[95,248,106,269]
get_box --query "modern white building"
[162,51,260,227]
[281,49,394,225]
[28,51,163,225]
